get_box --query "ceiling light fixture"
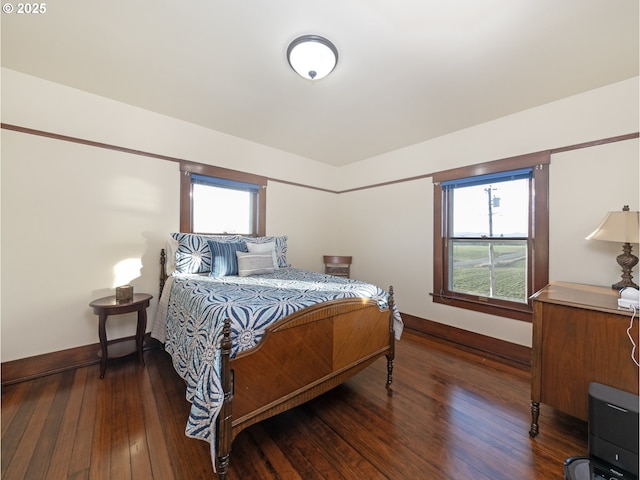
[287,35,338,81]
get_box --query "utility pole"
[486,186,494,236]
[484,186,497,296]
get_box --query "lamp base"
[612,280,639,290]
[611,243,639,290]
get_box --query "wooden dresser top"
[530,281,633,317]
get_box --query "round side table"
[89,293,153,379]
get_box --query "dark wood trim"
[0,333,162,387]
[550,132,639,154]
[1,123,182,164]
[337,173,434,193]
[432,150,550,184]
[532,163,550,298]
[265,177,337,194]
[180,160,268,187]
[179,169,192,233]
[2,123,636,194]
[402,312,531,371]
[431,294,533,322]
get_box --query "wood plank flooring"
[2,331,587,479]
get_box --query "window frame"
[432,152,550,321]
[179,160,267,236]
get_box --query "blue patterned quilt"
[151,267,402,446]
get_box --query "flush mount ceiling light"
[287,35,338,80]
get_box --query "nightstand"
[89,293,152,379]
[323,255,352,278]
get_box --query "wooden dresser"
[529,282,639,436]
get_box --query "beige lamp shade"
[586,209,640,244]
[586,206,640,289]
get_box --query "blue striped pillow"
[207,240,247,277]
[171,233,243,274]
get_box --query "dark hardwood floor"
[2,331,587,479]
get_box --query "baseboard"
[401,312,531,371]
[2,316,530,385]
[1,333,163,386]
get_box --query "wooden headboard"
[159,248,167,298]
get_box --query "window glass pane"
[192,183,253,234]
[449,239,528,303]
[451,178,529,238]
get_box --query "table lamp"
[586,205,640,289]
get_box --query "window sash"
[447,173,531,239]
[448,238,529,304]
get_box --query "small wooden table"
[89,293,152,379]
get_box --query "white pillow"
[236,251,275,277]
[165,237,179,276]
[245,241,278,269]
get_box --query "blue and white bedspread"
[151,267,402,446]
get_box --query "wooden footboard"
[158,249,395,479]
[216,292,395,478]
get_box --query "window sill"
[430,292,532,322]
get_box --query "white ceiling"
[2,1,638,166]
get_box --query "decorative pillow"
[245,241,278,269]
[171,233,243,274]
[245,235,289,268]
[236,251,275,277]
[207,240,247,277]
[165,236,179,276]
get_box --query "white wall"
[335,77,639,191]
[266,180,341,272]
[1,130,178,358]
[1,68,337,362]
[1,68,638,361]
[338,77,639,347]
[549,140,640,285]
[338,140,639,348]
[0,69,338,190]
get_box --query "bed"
[151,233,403,478]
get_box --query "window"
[432,152,549,321]
[180,161,267,236]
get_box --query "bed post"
[216,318,233,479]
[159,248,167,298]
[386,286,395,389]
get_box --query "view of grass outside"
[450,240,528,303]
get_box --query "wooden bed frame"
[159,249,396,479]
